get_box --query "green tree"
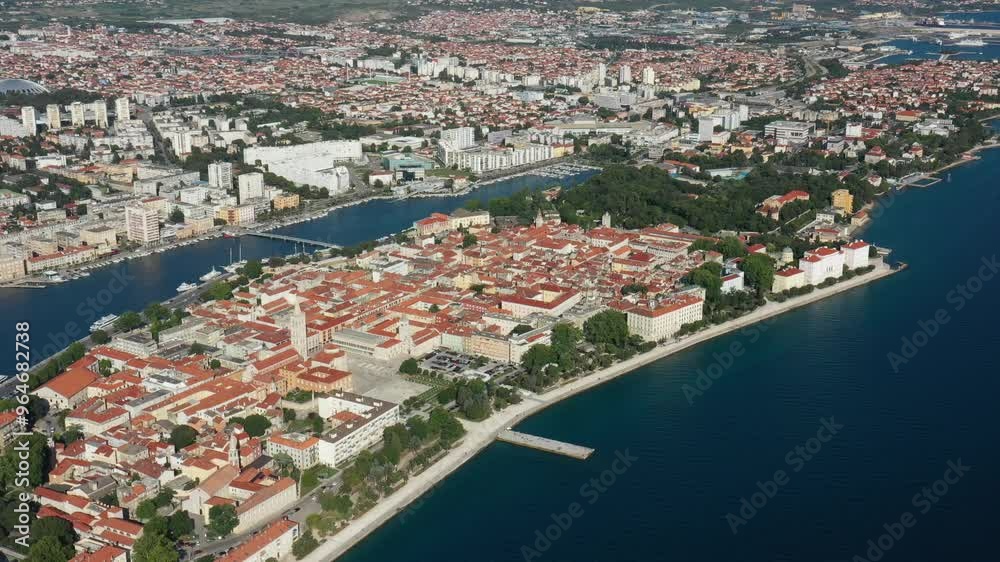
[169,425,198,450]
[90,329,110,344]
[687,262,724,302]
[583,310,630,348]
[241,414,272,437]
[114,311,144,332]
[0,433,50,488]
[740,253,775,294]
[168,208,185,224]
[242,259,264,279]
[25,536,75,562]
[133,532,179,562]
[135,499,158,520]
[461,233,477,248]
[398,358,419,375]
[207,504,239,538]
[292,530,319,559]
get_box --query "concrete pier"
[497,429,594,460]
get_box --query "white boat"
[955,38,986,47]
[199,267,222,282]
[176,282,198,293]
[90,314,119,332]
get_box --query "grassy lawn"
[301,464,337,496]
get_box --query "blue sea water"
[0,170,596,372]
[333,147,1000,562]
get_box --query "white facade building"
[236,172,264,201]
[842,240,871,270]
[115,97,131,121]
[125,202,161,245]
[616,293,704,342]
[243,141,359,194]
[440,127,475,150]
[317,392,401,468]
[798,246,844,285]
[20,106,37,136]
[209,162,234,190]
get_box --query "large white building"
[115,97,131,121]
[619,64,632,84]
[439,142,553,174]
[798,246,844,285]
[243,141,360,194]
[20,106,37,136]
[613,292,704,342]
[125,201,161,245]
[209,162,234,190]
[440,126,475,150]
[0,115,30,137]
[843,240,871,270]
[317,392,401,468]
[236,171,264,201]
[765,120,815,145]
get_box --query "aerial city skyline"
[1,1,998,562]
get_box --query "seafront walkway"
[300,261,898,562]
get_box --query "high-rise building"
[46,104,61,130]
[69,102,85,128]
[619,65,631,84]
[115,97,131,122]
[440,126,475,150]
[209,162,234,190]
[237,172,264,202]
[91,100,108,128]
[698,117,716,142]
[20,107,37,136]
[641,67,655,85]
[596,63,607,85]
[125,202,161,245]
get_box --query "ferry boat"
[176,282,198,293]
[90,314,119,332]
[199,267,222,282]
[955,38,986,47]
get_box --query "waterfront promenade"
[301,261,899,562]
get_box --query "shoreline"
[300,261,899,562]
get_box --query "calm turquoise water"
[334,148,1000,562]
[0,170,596,370]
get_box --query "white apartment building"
[20,106,37,135]
[46,104,61,129]
[317,392,400,467]
[0,116,30,137]
[115,97,131,121]
[843,240,871,269]
[619,64,632,84]
[642,66,656,85]
[615,293,704,342]
[440,126,475,150]
[125,202,161,245]
[69,102,86,127]
[209,162,234,190]
[798,246,844,285]
[237,172,264,201]
[92,100,108,128]
[439,143,553,174]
